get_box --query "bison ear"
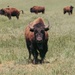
[45,20,50,31]
[45,25,49,31]
[30,28,34,32]
[45,28,49,31]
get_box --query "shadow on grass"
[14,58,50,65]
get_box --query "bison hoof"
[28,59,32,63]
[40,59,44,64]
[32,59,38,64]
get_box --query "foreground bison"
[0,7,24,19]
[25,17,49,64]
[30,6,45,14]
[63,6,74,15]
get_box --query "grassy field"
[0,0,75,75]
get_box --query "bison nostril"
[37,37,42,42]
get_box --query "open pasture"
[0,0,75,75]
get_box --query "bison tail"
[20,10,24,14]
[63,9,66,14]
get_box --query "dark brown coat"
[30,6,45,14]
[63,6,74,15]
[0,7,23,19]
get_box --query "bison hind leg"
[40,44,48,63]
[42,11,44,14]
[16,16,19,19]
[32,50,38,64]
[26,47,32,63]
[42,10,45,14]
[63,11,66,14]
[68,12,71,15]
[7,15,11,19]
[8,17,11,19]
[27,45,32,60]
[70,10,73,14]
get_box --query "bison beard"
[25,18,49,64]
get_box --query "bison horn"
[45,25,49,31]
[45,20,50,31]
[29,25,34,32]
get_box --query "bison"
[25,17,49,64]
[0,7,24,19]
[30,6,45,14]
[63,6,74,15]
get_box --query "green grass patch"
[0,0,75,75]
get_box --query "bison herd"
[0,5,74,19]
[0,5,74,64]
[0,6,45,19]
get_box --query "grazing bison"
[0,7,24,19]
[63,6,74,15]
[25,17,49,64]
[30,6,45,14]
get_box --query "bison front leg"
[32,50,38,64]
[7,15,11,19]
[70,10,73,14]
[16,15,19,19]
[30,45,38,64]
[63,10,66,14]
[68,11,71,15]
[42,10,45,14]
[35,11,38,14]
[40,50,47,63]
[26,40,32,63]
[7,13,11,19]
[40,42,48,63]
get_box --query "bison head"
[30,8,35,13]
[30,8,32,12]
[70,6,74,9]
[0,9,5,15]
[30,23,49,42]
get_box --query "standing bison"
[63,6,74,15]
[0,7,24,19]
[25,17,49,64]
[30,6,45,14]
